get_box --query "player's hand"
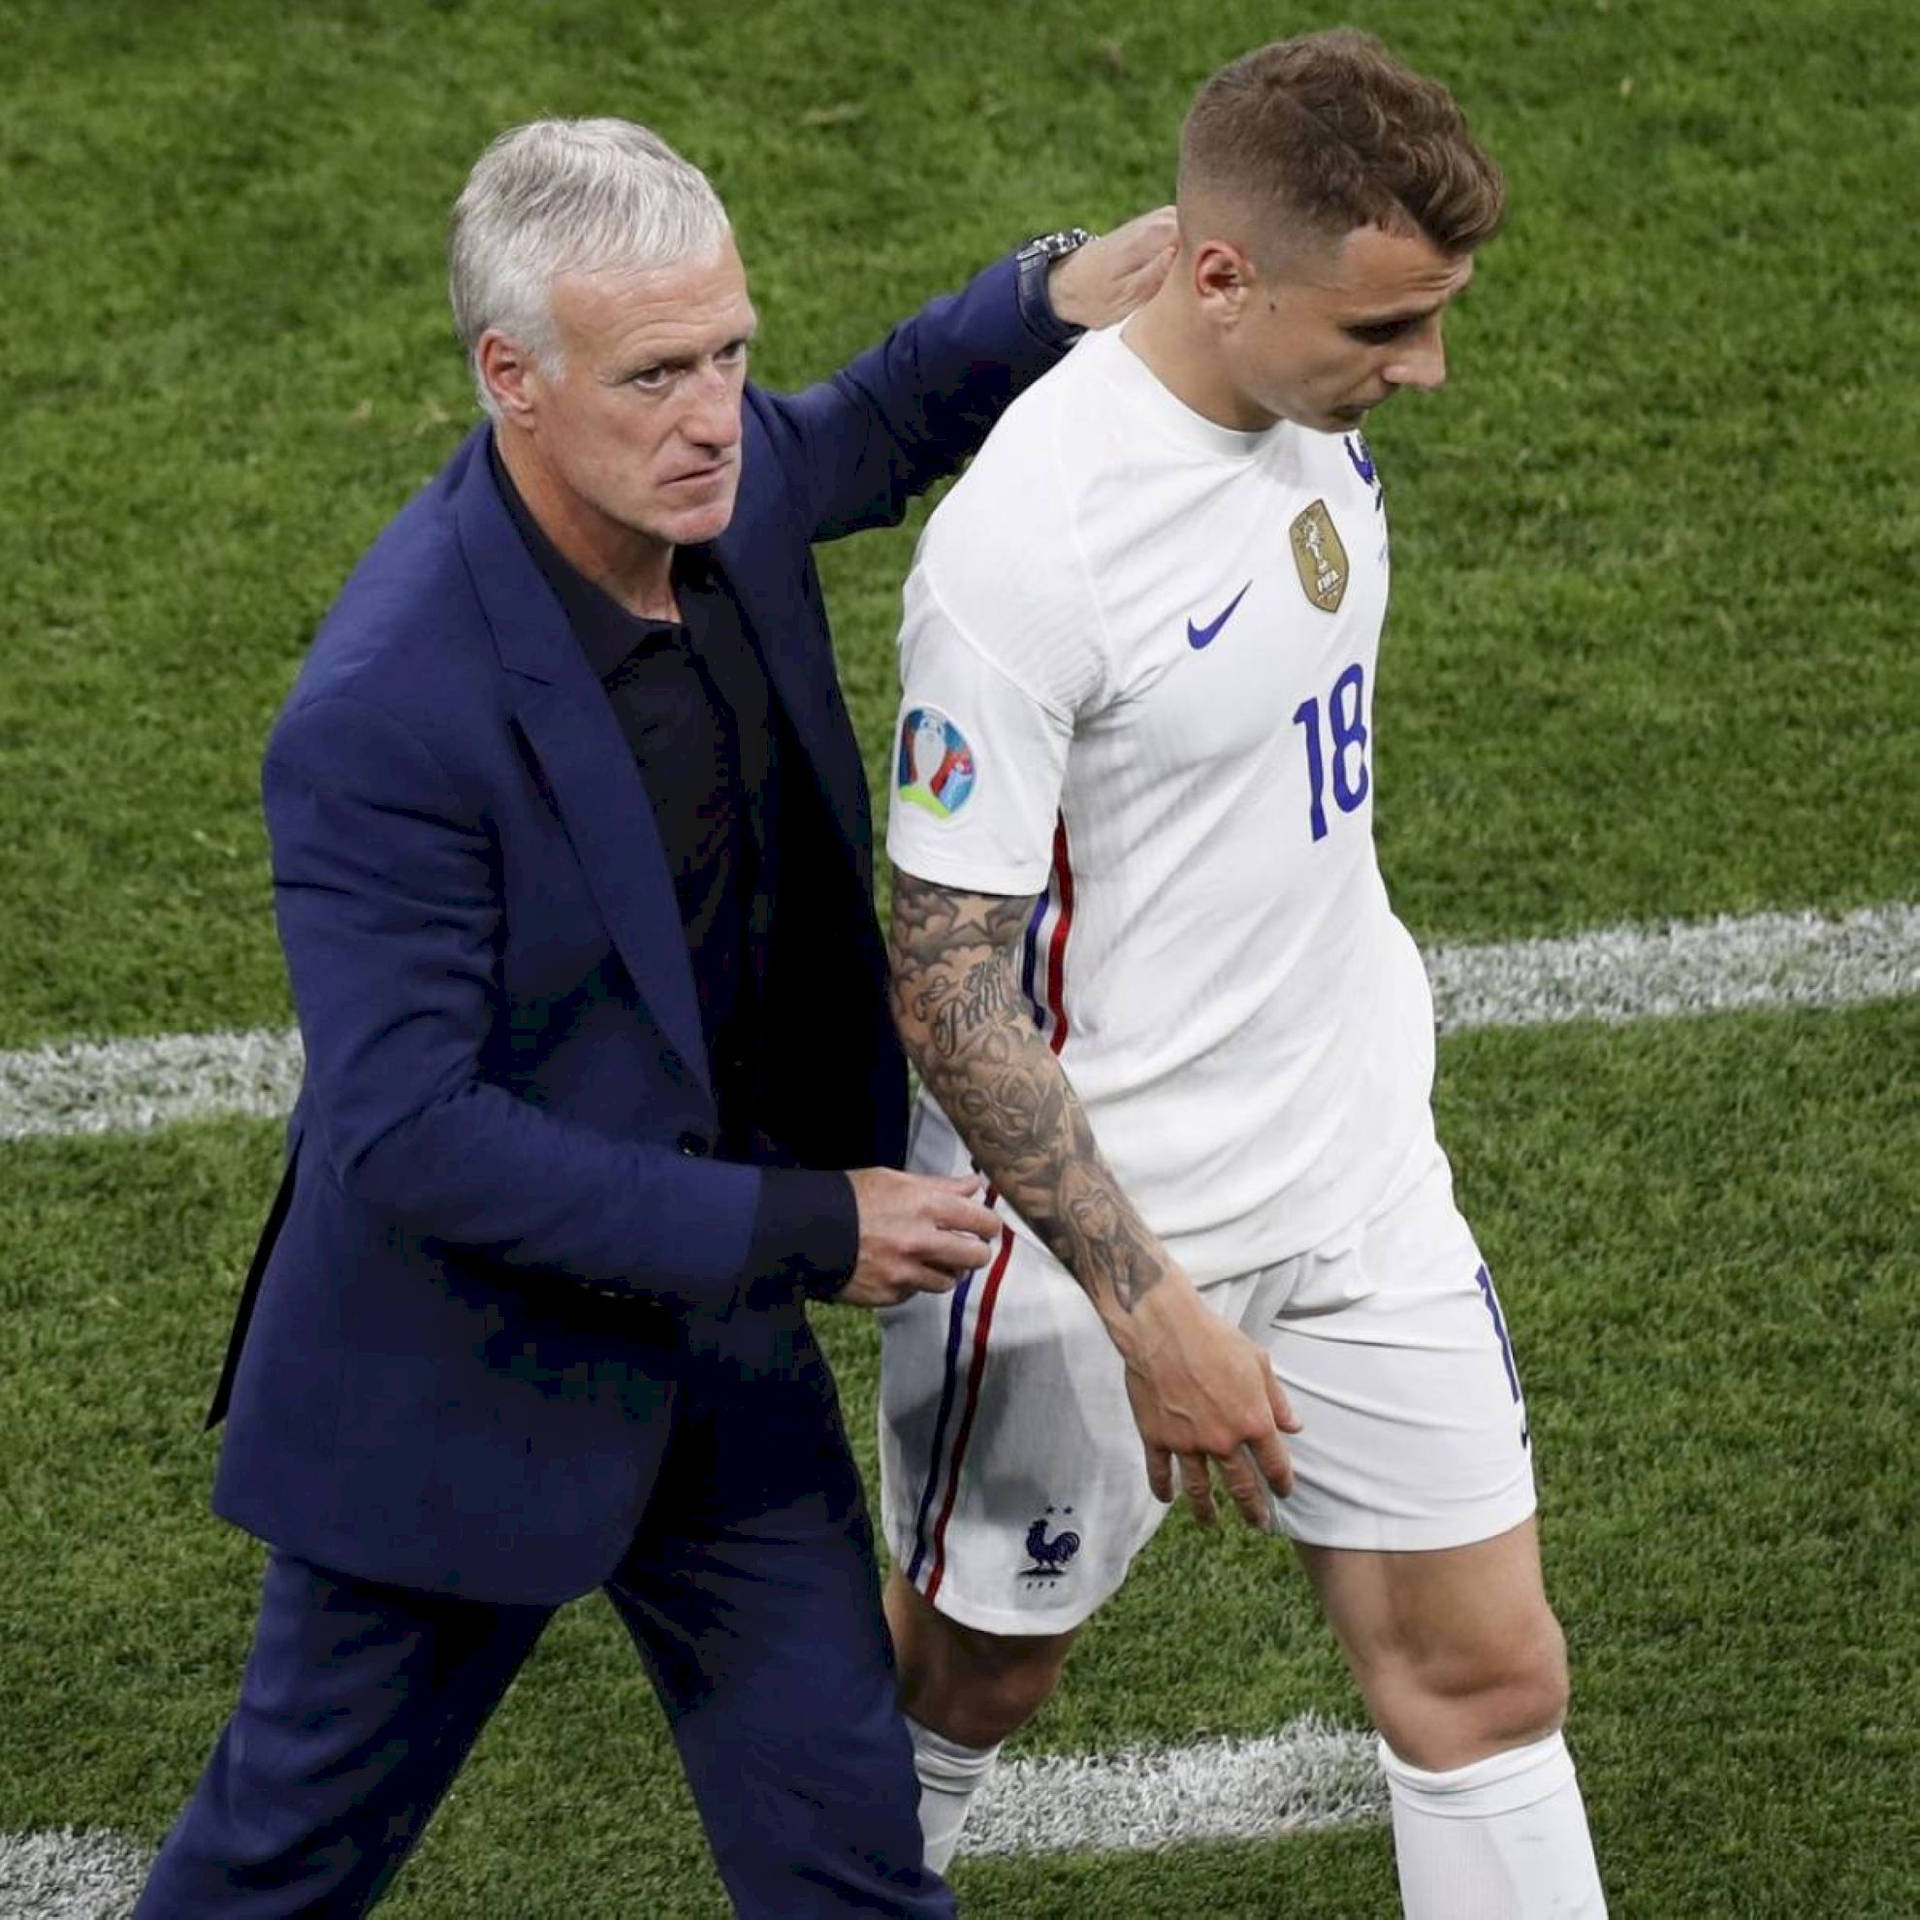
[1047,206,1179,331]
[833,1169,1002,1309]
[1115,1277,1301,1530]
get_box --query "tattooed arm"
[889,866,1299,1527]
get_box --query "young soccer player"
[880,32,1606,1917]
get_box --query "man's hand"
[834,1168,1002,1309]
[1048,206,1179,331]
[887,868,1292,1529]
[1111,1277,1302,1530]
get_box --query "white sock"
[905,1713,1002,1873]
[1380,1731,1606,1919]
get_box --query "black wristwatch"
[1015,226,1097,347]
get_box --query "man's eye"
[1349,320,1415,346]
[715,340,750,366]
[628,365,675,390]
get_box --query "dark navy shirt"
[490,438,856,1299]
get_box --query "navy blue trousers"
[136,1327,952,1918]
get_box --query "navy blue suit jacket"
[210,255,1066,1606]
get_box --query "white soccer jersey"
[887,322,1440,1283]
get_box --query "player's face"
[1214,224,1474,434]
[511,242,757,550]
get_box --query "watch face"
[1016,229,1094,340]
[1027,227,1093,262]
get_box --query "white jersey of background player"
[880,32,1605,1920]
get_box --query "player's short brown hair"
[1179,30,1505,258]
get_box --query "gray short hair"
[449,117,731,416]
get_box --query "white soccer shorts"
[878,1145,1538,1634]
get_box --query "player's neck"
[1122,286,1275,435]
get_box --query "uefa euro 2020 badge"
[896,706,976,820]
[1018,1505,1081,1583]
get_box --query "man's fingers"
[922,1229,997,1275]
[922,1205,1000,1269]
[1217,1446,1280,1532]
[1245,1422,1295,1500]
[1144,1442,1174,1505]
[912,1176,1000,1243]
[1110,205,1176,255]
[1266,1368,1303,1436]
[933,1196,1003,1241]
[1179,1453,1218,1526]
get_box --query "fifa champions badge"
[897,706,977,819]
[1289,499,1350,612]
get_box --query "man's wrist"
[1102,1264,1202,1363]
[744,1167,859,1306]
[1014,227,1096,348]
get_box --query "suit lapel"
[451,433,712,1101]
[712,512,871,872]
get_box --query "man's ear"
[1191,238,1256,325]
[476,330,541,424]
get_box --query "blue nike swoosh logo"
[1187,580,1252,650]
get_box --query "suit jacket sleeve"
[758,252,1069,544]
[265,690,767,1316]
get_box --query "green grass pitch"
[2,1,1915,1915]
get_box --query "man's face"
[1215,223,1474,434]
[509,240,757,550]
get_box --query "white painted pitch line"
[0,1828,147,1920]
[966,1716,1387,1856]
[0,1721,1382,1906]
[1427,901,1920,1033]
[0,1026,302,1144]
[1,903,1915,1145]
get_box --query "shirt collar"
[488,432,684,682]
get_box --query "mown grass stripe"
[1,903,1914,1144]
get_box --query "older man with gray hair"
[134,117,1170,1918]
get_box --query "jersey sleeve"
[885,544,1087,897]
[885,380,1111,899]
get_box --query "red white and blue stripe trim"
[905,817,1076,1599]
[1019,817,1076,1050]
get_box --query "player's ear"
[1191,239,1254,323]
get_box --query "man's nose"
[686,365,744,451]
[1386,325,1447,393]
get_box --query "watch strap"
[1015,226,1096,347]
